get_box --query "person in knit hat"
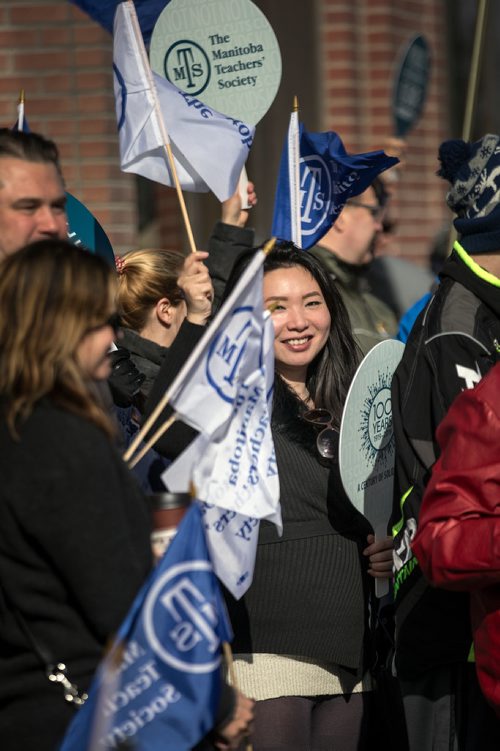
[389,134,500,751]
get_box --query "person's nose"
[36,206,61,237]
[286,306,308,331]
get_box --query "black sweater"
[145,338,373,670]
[0,400,152,751]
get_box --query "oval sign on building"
[150,0,282,126]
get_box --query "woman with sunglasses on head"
[146,243,394,750]
[226,245,393,750]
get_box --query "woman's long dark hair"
[223,242,361,428]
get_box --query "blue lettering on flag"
[60,503,231,751]
[206,307,256,402]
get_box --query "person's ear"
[334,207,349,233]
[155,297,173,326]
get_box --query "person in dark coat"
[0,239,153,751]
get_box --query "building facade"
[1,0,497,262]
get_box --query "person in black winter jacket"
[391,134,500,751]
[0,240,153,751]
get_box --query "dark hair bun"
[437,139,474,183]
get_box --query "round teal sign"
[66,192,115,268]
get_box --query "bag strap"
[0,583,87,706]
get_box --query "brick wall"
[318,0,452,262]
[0,1,139,255]
[1,0,457,264]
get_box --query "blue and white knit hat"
[438,133,500,254]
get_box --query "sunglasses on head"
[302,408,339,460]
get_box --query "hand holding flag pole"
[123,238,277,467]
[122,0,197,253]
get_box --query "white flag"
[112,2,254,202]
[166,251,270,438]
[161,271,281,597]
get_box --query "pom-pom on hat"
[438,133,500,254]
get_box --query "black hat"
[438,134,500,254]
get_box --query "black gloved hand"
[108,347,145,407]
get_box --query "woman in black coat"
[0,240,153,751]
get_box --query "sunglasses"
[347,200,385,220]
[302,408,339,460]
[85,312,122,337]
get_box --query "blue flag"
[60,502,232,751]
[271,118,399,249]
[69,0,170,44]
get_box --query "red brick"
[77,94,115,114]
[0,76,42,96]
[78,118,117,136]
[39,74,75,93]
[78,141,116,159]
[0,29,39,47]
[39,28,72,46]
[75,71,112,91]
[73,25,110,45]
[45,119,80,137]
[14,51,69,71]
[75,48,112,68]
[10,4,71,23]
[81,163,123,183]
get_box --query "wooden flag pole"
[222,642,253,751]
[127,0,197,254]
[123,239,276,465]
[447,0,489,254]
[127,413,177,469]
[462,0,489,142]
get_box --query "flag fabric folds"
[60,502,232,751]
[69,0,170,45]
[113,2,254,202]
[271,119,399,249]
[162,301,281,598]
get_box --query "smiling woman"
[145,242,396,750]
[220,246,395,749]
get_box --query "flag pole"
[123,238,276,465]
[447,0,489,254]
[127,413,178,469]
[17,89,25,131]
[222,642,254,751]
[291,96,301,248]
[127,0,197,254]
[462,0,489,142]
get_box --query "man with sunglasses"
[310,178,398,355]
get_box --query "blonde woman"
[116,248,213,404]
